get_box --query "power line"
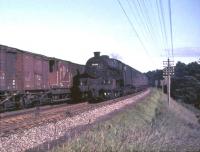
[116,0,153,62]
[159,0,169,57]
[116,0,175,65]
[168,0,174,59]
[125,0,148,41]
[130,0,169,59]
[155,0,168,57]
[133,0,161,52]
[138,0,158,44]
[141,0,166,56]
[135,0,155,41]
[126,0,158,52]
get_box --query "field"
[51,89,200,152]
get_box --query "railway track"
[0,102,89,135]
[0,91,145,136]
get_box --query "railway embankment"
[0,90,150,152]
[50,89,200,152]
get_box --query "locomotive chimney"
[94,52,100,57]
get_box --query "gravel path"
[0,89,150,152]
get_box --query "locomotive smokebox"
[94,52,100,57]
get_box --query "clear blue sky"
[0,0,199,72]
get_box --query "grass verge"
[51,89,200,152]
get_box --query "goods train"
[0,45,148,112]
[0,45,84,112]
[72,52,148,102]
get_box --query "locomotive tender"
[76,52,148,101]
[0,45,84,112]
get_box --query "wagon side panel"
[23,53,34,90]
[0,49,6,90]
[5,51,17,91]
[57,61,71,88]
[42,59,49,89]
[48,59,59,88]
[34,56,43,89]
[15,51,24,91]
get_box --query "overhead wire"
[125,0,147,40]
[133,0,168,64]
[155,0,168,57]
[158,0,170,58]
[168,0,174,59]
[116,0,175,65]
[126,0,156,51]
[139,0,165,55]
[134,0,155,42]
[116,0,153,61]
[130,0,161,53]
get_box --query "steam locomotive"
[0,44,148,112]
[72,52,148,101]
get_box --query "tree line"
[145,61,200,109]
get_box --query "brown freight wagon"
[0,45,84,112]
[0,45,50,91]
[48,58,85,89]
[0,45,50,110]
[48,58,84,102]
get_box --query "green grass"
[51,89,200,152]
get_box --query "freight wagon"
[0,45,84,112]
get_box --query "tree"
[146,61,200,109]
[174,62,187,77]
[171,62,200,108]
[145,70,163,87]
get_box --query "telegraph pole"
[163,58,174,106]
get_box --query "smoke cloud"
[110,53,123,60]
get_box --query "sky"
[0,0,199,72]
